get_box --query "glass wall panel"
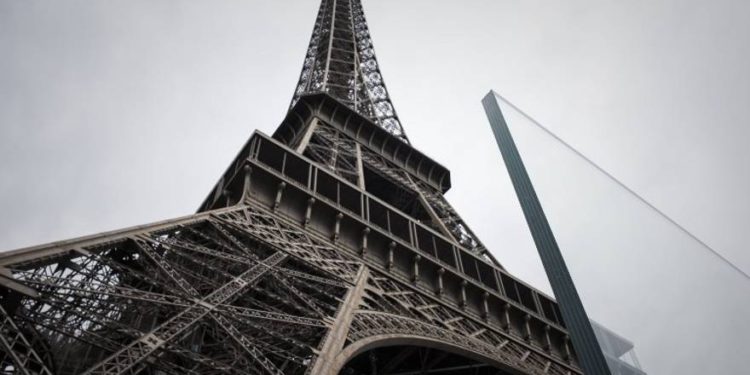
[486,92,750,375]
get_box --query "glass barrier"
[486,91,750,374]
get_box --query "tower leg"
[309,266,369,375]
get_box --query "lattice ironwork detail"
[290,0,408,142]
[348,311,557,375]
[0,202,578,375]
[302,125,362,186]
[304,120,492,260]
[357,273,571,375]
[0,304,55,375]
[0,209,353,374]
[0,1,584,374]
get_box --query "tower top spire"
[290,0,409,143]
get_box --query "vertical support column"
[309,266,369,375]
[355,144,366,189]
[563,335,572,362]
[482,91,611,374]
[296,119,320,153]
[332,213,344,243]
[273,182,286,212]
[459,279,467,308]
[223,189,231,206]
[321,0,338,91]
[501,302,511,332]
[304,198,316,228]
[240,165,254,203]
[411,255,421,283]
[436,267,445,296]
[360,227,370,256]
[347,0,360,110]
[387,241,396,272]
[481,292,490,320]
[523,314,532,342]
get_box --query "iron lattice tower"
[290,0,408,142]
[0,1,584,374]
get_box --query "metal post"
[482,91,611,375]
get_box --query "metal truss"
[360,273,569,375]
[302,124,363,187]
[0,192,580,375]
[290,0,408,142]
[1,1,585,374]
[0,304,53,375]
[0,199,580,375]
[299,120,498,265]
[0,208,350,374]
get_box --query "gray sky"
[1,0,749,373]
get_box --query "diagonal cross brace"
[0,305,54,375]
[82,250,287,375]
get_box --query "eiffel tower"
[0,1,584,374]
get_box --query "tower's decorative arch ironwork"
[0,1,584,374]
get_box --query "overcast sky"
[1,1,749,374]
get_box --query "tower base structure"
[0,95,583,375]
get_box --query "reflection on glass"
[591,320,645,375]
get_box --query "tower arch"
[332,334,521,375]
